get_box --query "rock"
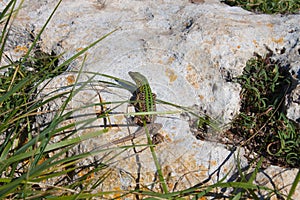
[2,0,299,198]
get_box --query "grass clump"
[221,0,300,14]
[0,49,61,133]
[0,0,115,198]
[230,49,299,168]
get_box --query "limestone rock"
[2,0,299,198]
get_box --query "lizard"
[128,71,164,144]
[128,71,157,126]
[92,71,163,152]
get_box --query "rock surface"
[2,0,299,198]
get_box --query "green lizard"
[128,72,164,144]
[128,72,166,188]
[92,72,162,152]
[128,71,157,126]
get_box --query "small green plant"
[221,0,300,14]
[230,50,299,168]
